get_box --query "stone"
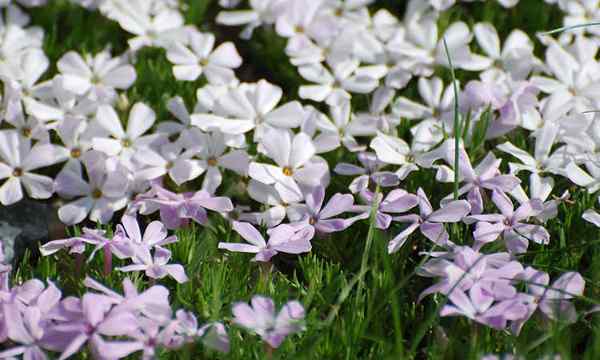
[0,199,61,264]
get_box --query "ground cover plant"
[2,0,600,359]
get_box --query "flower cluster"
[0,244,304,359]
[1,0,600,357]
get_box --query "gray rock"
[0,199,53,264]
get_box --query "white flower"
[187,130,250,194]
[298,58,378,105]
[100,0,187,50]
[54,150,130,224]
[531,37,600,113]
[216,0,288,39]
[166,30,242,84]
[249,128,328,203]
[133,140,206,186]
[0,130,67,205]
[473,22,537,80]
[496,121,567,177]
[92,102,165,166]
[192,80,304,139]
[370,132,422,180]
[57,49,136,101]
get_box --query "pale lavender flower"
[388,188,471,253]
[83,276,172,322]
[194,79,304,141]
[118,246,188,284]
[0,281,63,360]
[287,185,364,234]
[132,183,234,229]
[465,190,550,254]
[185,130,250,194]
[352,189,418,230]
[0,303,51,359]
[218,221,313,262]
[418,246,522,301]
[511,268,585,334]
[55,293,141,360]
[216,0,286,39]
[165,311,230,353]
[334,152,399,194]
[232,295,305,348]
[82,227,134,276]
[424,140,520,214]
[440,288,527,330]
[116,215,187,283]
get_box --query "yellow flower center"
[282,167,293,176]
[71,148,82,158]
[207,157,218,167]
[92,188,103,199]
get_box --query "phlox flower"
[164,311,229,353]
[352,188,418,230]
[334,152,399,194]
[53,150,130,225]
[465,190,550,254]
[55,293,141,360]
[93,102,166,166]
[186,130,250,194]
[423,140,520,214]
[440,288,527,330]
[418,246,523,303]
[531,37,600,113]
[511,268,585,334]
[298,58,379,106]
[370,131,424,180]
[57,49,136,102]
[166,29,242,84]
[232,295,305,348]
[0,130,67,205]
[118,246,188,284]
[132,183,234,229]
[134,140,206,186]
[100,0,187,51]
[218,221,313,262]
[193,79,304,141]
[388,188,471,253]
[216,0,287,39]
[246,179,292,227]
[0,280,62,360]
[248,128,329,203]
[83,276,172,322]
[287,185,364,234]
[472,22,537,80]
[156,96,198,143]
